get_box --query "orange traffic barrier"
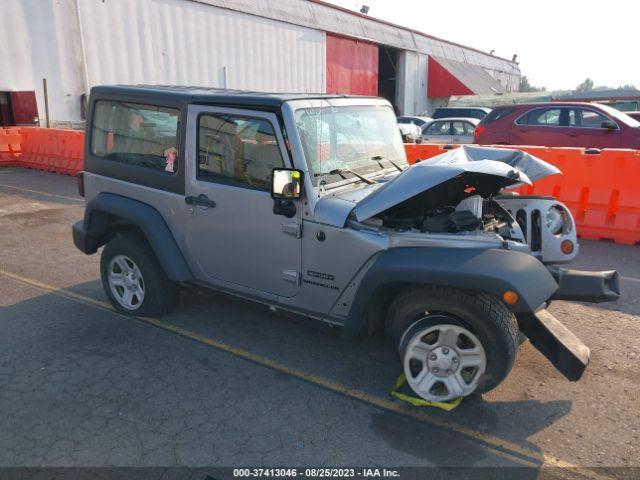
[17,127,84,176]
[19,128,55,172]
[0,128,22,166]
[518,148,640,245]
[53,130,84,175]
[404,143,640,245]
[404,143,454,164]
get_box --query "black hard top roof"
[91,85,376,108]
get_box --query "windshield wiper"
[370,155,404,173]
[314,168,374,184]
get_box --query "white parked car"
[421,117,479,144]
[397,115,433,129]
[397,122,422,143]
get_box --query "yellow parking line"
[0,183,83,202]
[0,268,613,480]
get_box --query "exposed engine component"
[455,195,483,219]
[373,185,519,240]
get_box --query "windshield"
[597,103,640,127]
[294,104,407,184]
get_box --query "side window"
[481,107,515,124]
[91,101,180,173]
[517,108,561,126]
[569,108,611,128]
[452,121,475,136]
[425,121,451,135]
[197,114,284,190]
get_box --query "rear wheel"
[100,232,179,316]
[386,285,519,401]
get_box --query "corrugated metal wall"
[194,0,520,91]
[0,0,325,123]
[0,0,87,123]
[0,0,519,121]
[79,0,325,93]
[325,34,378,96]
[396,51,429,116]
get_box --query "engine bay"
[363,174,521,240]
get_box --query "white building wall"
[0,0,86,123]
[78,0,325,92]
[0,0,325,123]
[396,51,429,116]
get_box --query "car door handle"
[185,195,216,208]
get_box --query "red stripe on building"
[427,56,474,98]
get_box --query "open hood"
[350,146,560,223]
[419,145,561,183]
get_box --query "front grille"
[530,210,542,252]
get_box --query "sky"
[323,0,639,91]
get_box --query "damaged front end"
[339,146,620,382]
[352,145,580,264]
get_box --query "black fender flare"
[78,193,192,282]
[342,247,558,338]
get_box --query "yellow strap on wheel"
[390,373,463,411]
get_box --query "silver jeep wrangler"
[73,86,620,402]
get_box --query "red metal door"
[0,93,12,127]
[326,34,378,96]
[9,91,39,126]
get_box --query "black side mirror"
[601,119,617,130]
[273,199,297,218]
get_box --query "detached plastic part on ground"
[391,373,463,411]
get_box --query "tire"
[100,231,179,316]
[386,285,518,399]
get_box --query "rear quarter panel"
[83,173,188,262]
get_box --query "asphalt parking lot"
[0,168,639,479]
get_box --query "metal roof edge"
[185,0,519,72]
[308,0,516,65]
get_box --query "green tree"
[576,78,594,93]
[519,76,546,93]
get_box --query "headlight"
[546,206,568,235]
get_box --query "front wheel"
[386,286,519,402]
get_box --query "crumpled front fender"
[343,247,558,338]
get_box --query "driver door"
[183,105,302,298]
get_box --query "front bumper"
[517,308,590,381]
[516,268,619,381]
[549,267,620,303]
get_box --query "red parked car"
[625,111,640,122]
[474,102,640,149]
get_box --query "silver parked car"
[73,86,619,402]
[421,117,479,144]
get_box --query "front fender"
[343,247,558,338]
